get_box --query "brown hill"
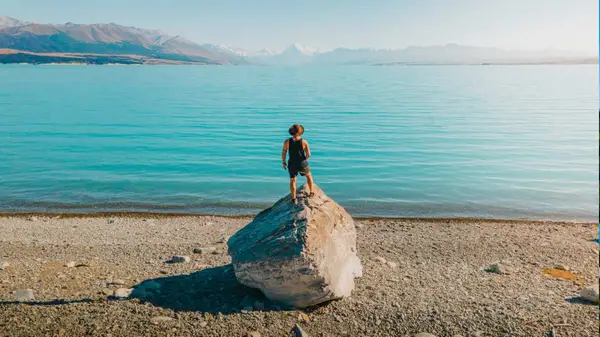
[0,17,246,65]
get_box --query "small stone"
[386,261,398,268]
[580,285,600,303]
[110,279,126,286]
[151,316,174,324]
[169,256,190,263]
[199,321,208,328]
[160,270,168,275]
[217,235,230,244]
[113,288,133,298]
[333,314,343,322]
[194,247,216,254]
[374,256,387,264]
[473,332,484,337]
[298,312,310,322]
[485,262,510,275]
[107,219,115,224]
[15,289,35,301]
[65,261,76,268]
[0,261,9,270]
[102,289,114,296]
[292,324,310,337]
[247,332,261,337]
[26,216,38,221]
[211,249,222,255]
[413,333,437,337]
[554,264,570,271]
[355,223,364,229]
[388,278,400,283]
[192,263,207,270]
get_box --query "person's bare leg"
[305,173,314,196]
[290,177,297,204]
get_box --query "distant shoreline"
[2,61,597,66]
[373,60,598,66]
[0,49,212,65]
[0,49,596,66]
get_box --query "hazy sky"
[2,0,598,53]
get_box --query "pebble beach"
[0,214,597,337]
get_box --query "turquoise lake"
[0,65,598,220]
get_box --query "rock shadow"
[130,264,285,314]
[565,297,598,306]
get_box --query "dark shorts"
[288,162,310,178]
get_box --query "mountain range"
[0,16,596,65]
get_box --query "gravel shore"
[0,215,597,337]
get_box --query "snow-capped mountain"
[251,48,276,56]
[287,43,319,55]
[245,43,319,65]
[0,16,30,29]
[198,43,320,65]
[201,44,249,57]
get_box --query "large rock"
[228,184,362,308]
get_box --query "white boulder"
[228,184,362,308]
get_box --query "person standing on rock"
[282,124,314,204]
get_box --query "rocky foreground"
[0,215,597,337]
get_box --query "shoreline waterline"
[0,211,594,225]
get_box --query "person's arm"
[281,140,289,169]
[303,140,311,159]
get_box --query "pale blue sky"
[2,0,597,53]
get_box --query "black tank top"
[288,138,307,165]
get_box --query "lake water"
[0,65,598,221]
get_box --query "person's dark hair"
[288,124,305,136]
